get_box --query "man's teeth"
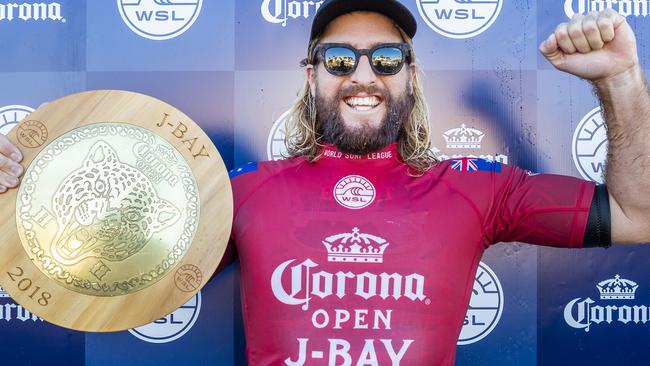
[345,96,380,110]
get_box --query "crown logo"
[443,124,485,149]
[0,286,8,298]
[322,228,389,263]
[597,275,638,300]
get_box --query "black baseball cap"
[310,0,418,41]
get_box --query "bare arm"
[541,10,650,244]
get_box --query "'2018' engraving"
[6,266,51,306]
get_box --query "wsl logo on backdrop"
[267,110,290,161]
[261,0,323,27]
[564,275,650,332]
[417,0,503,39]
[572,107,607,184]
[0,286,43,322]
[0,105,34,135]
[457,262,503,345]
[118,0,203,41]
[0,2,65,22]
[565,0,650,18]
[129,292,201,343]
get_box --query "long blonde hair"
[282,25,437,174]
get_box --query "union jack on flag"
[450,157,501,173]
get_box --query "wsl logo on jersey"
[267,110,290,161]
[565,0,650,18]
[261,0,323,27]
[0,286,43,322]
[437,124,509,164]
[416,0,503,39]
[333,175,376,209]
[457,262,503,345]
[129,292,201,343]
[563,275,650,332]
[118,0,203,41]
[0,2,65,22]
[0,105,34,135]
[572,107,606,184]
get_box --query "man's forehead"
[318,11,404,47]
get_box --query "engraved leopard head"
[50,141,180,266]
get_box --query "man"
[0,1,649,365]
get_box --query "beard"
[315,84,414,155]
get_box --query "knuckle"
[568,25,583,37]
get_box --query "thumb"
[539,33,559,58]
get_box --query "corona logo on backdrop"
[435,123,509,164]
[565,0,650,18]
[0,286,43,322]
[563,275,650,332]
[0,2,65,22]
[117,0,203,41]
[0,105,34,135]
[261,0,323,27]
[416,0,503,39]
[129,292,202,343]
[457,262,504,345]
[572,107,607,184]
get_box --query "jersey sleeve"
[485,164,596,248]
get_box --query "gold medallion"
[0,90,232,332]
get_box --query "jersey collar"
[318,143,402,166]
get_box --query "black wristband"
[583,184,612,248]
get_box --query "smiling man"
[1,0,650,365]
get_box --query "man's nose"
[350,55,377,85]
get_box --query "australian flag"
[451,157,501,173]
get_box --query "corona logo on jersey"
[0,286,43,322]
[564,275,649,332]
[272,228,427,365]
[261,0,323,27]
[117,0,203,41]
[129,292,202,343]
[457,262,504,345]
[0,105,34,135]
[416,0,503,39]
[572,107,607,184]
[436,123,509,164]
[565,0,650,18]
[0,2,64,22]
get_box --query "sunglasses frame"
[310,43,412,76]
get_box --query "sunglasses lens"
[371,47,404,74]
[324,47,356,74]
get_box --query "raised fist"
[539,10,639,82]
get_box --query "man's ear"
[408,65,416,94]
[306,64,317,96]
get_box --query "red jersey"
[226,143,594,366]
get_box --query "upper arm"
[609,191,650,244]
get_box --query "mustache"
[335,85,390,101]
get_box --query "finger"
[602,8,626,29]
[0,185,6,194]
[597,11,616,42]
[583,12,604,50]
[539,33,559,57]
[555,23,577,54]
[0,133,22,162]
[0,170,19,188]
[0,153,24,178]
[568,15,591,53]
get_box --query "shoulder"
[229,157,306,205]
